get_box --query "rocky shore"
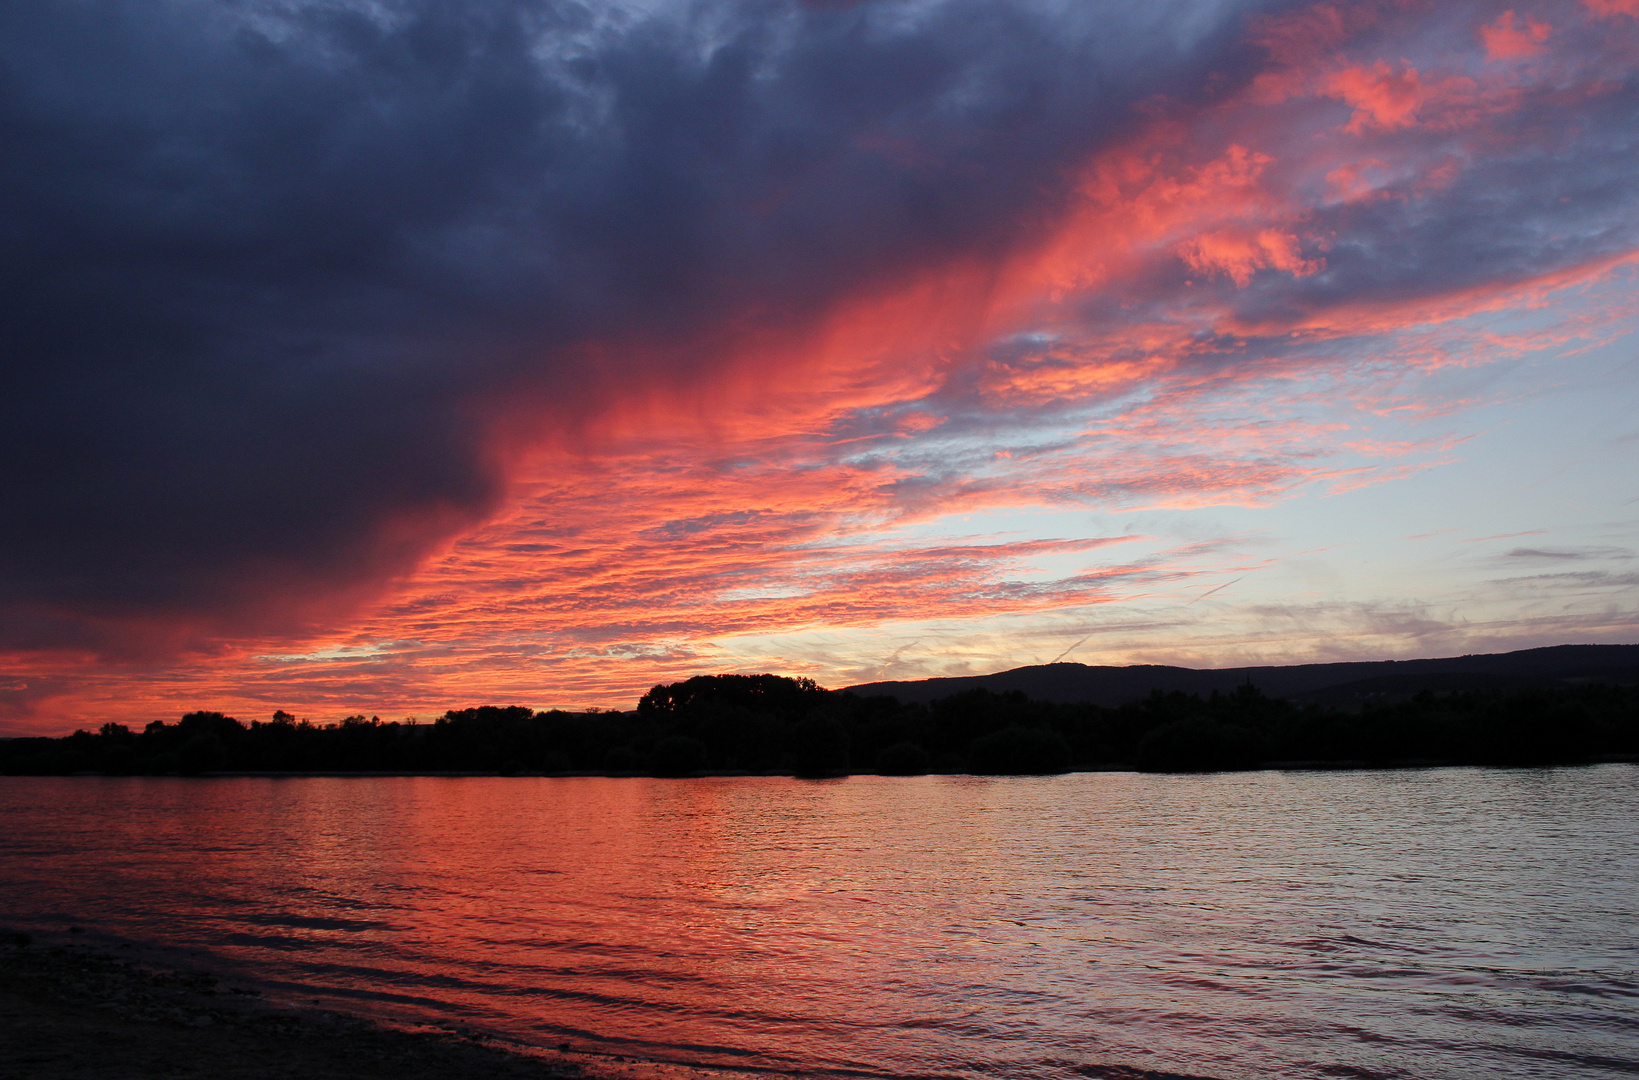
[0,933,759,1080]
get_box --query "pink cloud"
[1481,11,1553,58]
[1179,228,1325,287]
[1327,62,1427,132]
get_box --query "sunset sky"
[4,0,1638,734]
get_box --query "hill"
[842,644,1639,709]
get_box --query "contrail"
[1049,635,1092,664]
[873,640,921,679]
[1185,577,1243,606]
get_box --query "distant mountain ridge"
[842,644,1639,708]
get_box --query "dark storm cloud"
[0,0,1274,652]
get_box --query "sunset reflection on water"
[3,769,1637,1079]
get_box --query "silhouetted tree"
[4,675,1638,777]
[649,736,707,777]
[877,741,930,775]
[968,726,1072,774]
[791,715,850,777]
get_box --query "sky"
[3,0,1638,734]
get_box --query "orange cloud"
[1585,0,1639,16]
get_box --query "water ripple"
[1,767,1636,1079]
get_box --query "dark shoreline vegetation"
[4,674,1638,777]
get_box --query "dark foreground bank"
[0,934,769,1080]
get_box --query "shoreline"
[0,932,788,1080]
[5,754,1636,779]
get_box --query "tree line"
[2,673,1637,777]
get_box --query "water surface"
[2,768,1636,1079]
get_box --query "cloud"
[1585,0,1639,17]
[1480,11,1552,59]
[0,0,1265,653]
[4,0,1639,729]
[1500,546,1634,561]
[1326,61,1428,132]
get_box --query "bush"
[648,736,707,778]
[791,716,851,777]
[877,741,930,775]
[177,734,225,775]
[968,726,1072,775]
[602,745,642,773]
[1135,718,1266,772]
